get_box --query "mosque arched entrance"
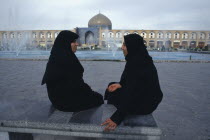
[85,31,95,46]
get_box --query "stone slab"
[70,105,103,125]
[0,100,161,139]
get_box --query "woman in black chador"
[102,34,163,131]
[41,30,103,112]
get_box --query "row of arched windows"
[2,32,60,39]
[102,32,210,40]
[2,31,210,40]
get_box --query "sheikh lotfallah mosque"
[0,13,210,51]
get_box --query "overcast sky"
[0,0,210,31]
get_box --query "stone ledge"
[0,120,161,136]
[0,100,161,139]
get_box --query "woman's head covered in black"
[51,30,79,55]
[41,30,80,85]
[124,34,152,63]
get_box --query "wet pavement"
[0,60,210,140]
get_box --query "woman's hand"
[101,118,117,131]
[107,83,122,92]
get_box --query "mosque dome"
[88,13,112,30]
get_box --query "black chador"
[41,30,103,112]
[105,34,163,125]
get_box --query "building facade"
[100,29,210,50]
[0,13,210,51]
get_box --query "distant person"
[102,34,163,131]
[41,30,103,112]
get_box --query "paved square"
[0,60,210,140]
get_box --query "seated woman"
[41,30,103,112]
[102,34,163,131]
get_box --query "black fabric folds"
[41,30,81,85]
[41,30,103,112]
[105,34,163,125]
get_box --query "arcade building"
[0,13,210,51]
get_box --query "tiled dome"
[88,13,112,27]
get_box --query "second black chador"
[105,34,163,125]
[42,30,103,112]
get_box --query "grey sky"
[0,0,210,31]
